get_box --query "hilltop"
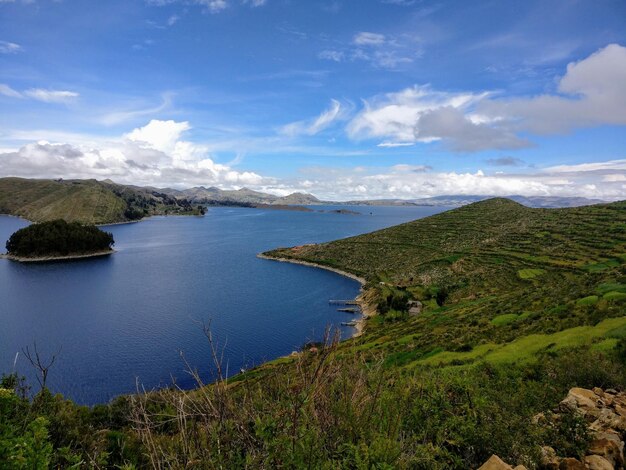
[266,198,626,360]
[0,177,205,224]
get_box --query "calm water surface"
[0,205,448,404]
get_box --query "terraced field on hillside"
[266,198,626,367]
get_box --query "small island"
[3,219,115,262]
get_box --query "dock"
[337,307,359,314]
[329,300,359,305]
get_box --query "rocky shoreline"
[1,250,115,263]
[257,253,373,336]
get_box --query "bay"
[0,205,449,404]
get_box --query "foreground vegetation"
[2,198,626,468]
[0,177,205,224]
[5,220,114,259]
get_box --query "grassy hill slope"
[3,198,626,468]
[0,177,205,224]
[265,198,626,365]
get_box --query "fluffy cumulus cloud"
[0,120,266,187]
[480,43,626,134]
[347,44,626,152]
[347,85,488,144]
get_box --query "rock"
[541,446,560,470]
[594,387,606,397]
[478,455,513,470]
[584,455,614,470]
[408,300,422,316]
[614,404,626,418]
[589,437,624,467]
[558,457,586,469]
[561,388,601,414]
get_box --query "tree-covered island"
[4,220,114,261]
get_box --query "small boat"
[341,320,358,327]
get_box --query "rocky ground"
[479,387,626,469]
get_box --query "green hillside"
[2,199,626,468]
[0,177,205,224]
[266,198,626,364]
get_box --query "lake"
[0,205,449,405]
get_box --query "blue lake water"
[0,205,449,405]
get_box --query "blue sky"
[1,0,625,200]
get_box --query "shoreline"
[1,249,115,263]
[257,253,373,337]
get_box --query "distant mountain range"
[0,177,610,224]
[157,185,322,206]
[341,195,607,208]
[159,185,606,209]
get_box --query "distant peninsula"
[0,177,207,225]
[0,176,607,225]
[3,219,114,262]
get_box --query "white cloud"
[100,93,172,125]
[281,99,344,136]
[0,84,79,103]
[353,32,386,46]
[479,43,626,134]
[347,85,487,143]
[415,106,531,151]
[0,120,266,188]
[267,161,626,201]
[543,159,626,174]
[0,83,22,98]
[318,50,344,62]
[377,141,414,148]
[147,0,268,12]
[0,40,21,54]
[319,31,419,69]
[23,88,79,103]
[347,44,626,151]
[604,174,626,182]
[201,0,227,12]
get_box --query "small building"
[408,300,423,316]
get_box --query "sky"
[1,0,625,200]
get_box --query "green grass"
[518,268,546,279]
[417,317,626,367]
[576,295,599,306]
[585,259,622,272]
[598,283,626,294]
[604,291,626,302]
[491,313,519,326]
